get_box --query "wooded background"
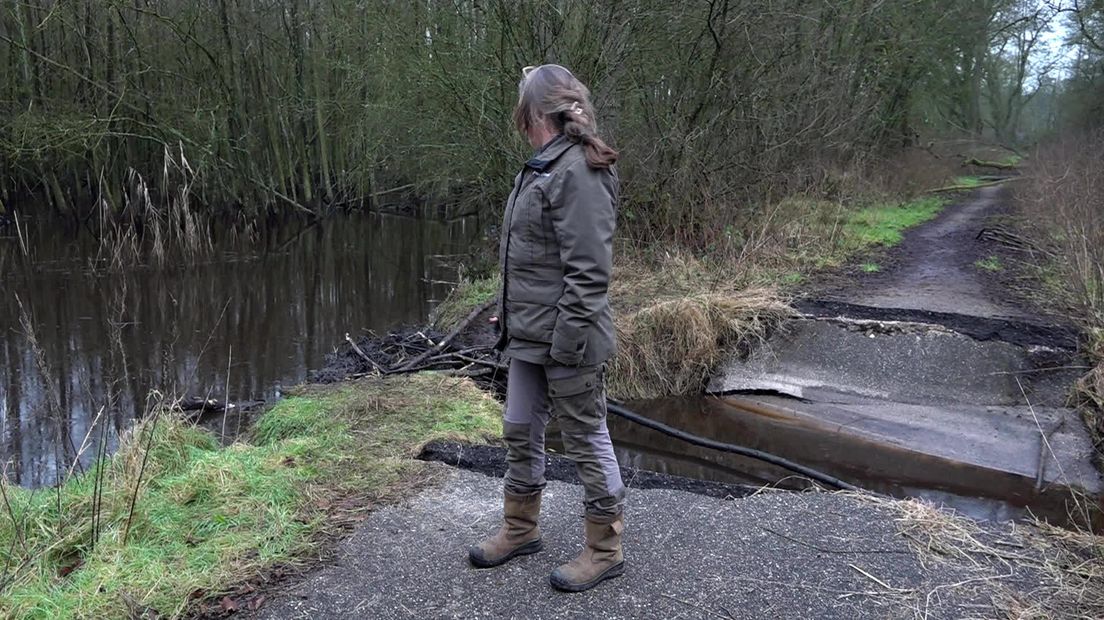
[0,0,1099,242]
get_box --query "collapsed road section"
[701,307,1101,528]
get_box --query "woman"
[468,64,625,593]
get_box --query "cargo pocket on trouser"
[547,368,602,434]
[547,366,625,517]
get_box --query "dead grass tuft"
[607,254,794,399]
[848,491,1104,619]
[1002,520,1104,619]
[1073,330,1104,465]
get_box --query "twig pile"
[309,301,505,393]
[976,226,1055,258]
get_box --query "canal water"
[0,213,482,486]
[602,396,1099,530]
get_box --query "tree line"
[0,0,1076,242]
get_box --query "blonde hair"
[513,64,618,169]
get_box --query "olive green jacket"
[495,135,618,367]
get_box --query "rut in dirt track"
[822,184,1038,322]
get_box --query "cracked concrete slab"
[724,394,1103,496]
[708,318,1081,408]
[705,316,1100,512]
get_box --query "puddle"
[552,395,1101,531]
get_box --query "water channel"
[0,213,482,486]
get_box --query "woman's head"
[513,64,618,169]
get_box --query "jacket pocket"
[506,301,557,343]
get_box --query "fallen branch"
[345,332,384,374]
[964,157,1020,170]
[976,227,1055,257]
[927,178,1017,193]
[398,299,495,372]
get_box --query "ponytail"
[514,65,619,170]
[562,113,619,169]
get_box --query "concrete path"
[255,465,1045,620]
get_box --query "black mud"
[794,299,1079,349]
[418,441,757,500]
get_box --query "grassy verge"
[0,374,501,619]
[432,273,500,330]
[435,194,948,400]
[837,196,945,251]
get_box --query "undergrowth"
[1014,133,1104,460]
[432,273,500,330]
[0,374,500,619]
[432,192,948,400]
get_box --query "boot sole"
[468,538,543,569]
[549,561,625,592]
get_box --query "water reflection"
[0,213,480,487]
[599,395,1101,530]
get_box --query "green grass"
[840,196,947,250]
[0,374,501,619]
[975,255,1003,272]
[432,274,500,329]
[860,263,881,273]
[954,175,983,188]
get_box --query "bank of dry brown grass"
[607,253,795,400]
[1015,132,1104,458]
[849,492,1104,619]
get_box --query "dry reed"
[1015,133,1104,461]
[849,491,1104,619]
[607,253,795,400]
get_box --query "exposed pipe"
[605,401,861,492]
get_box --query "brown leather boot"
[549,513,625,592]
[468,491,543,568]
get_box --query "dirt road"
[821,185,1038,320]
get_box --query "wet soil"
[793,299,1079,349]
[419,441,757,500]
[812,184,1073,333]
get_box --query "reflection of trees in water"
[0,213,480,486]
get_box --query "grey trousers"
[502,357,626,518]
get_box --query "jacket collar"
[525,134,573,172]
